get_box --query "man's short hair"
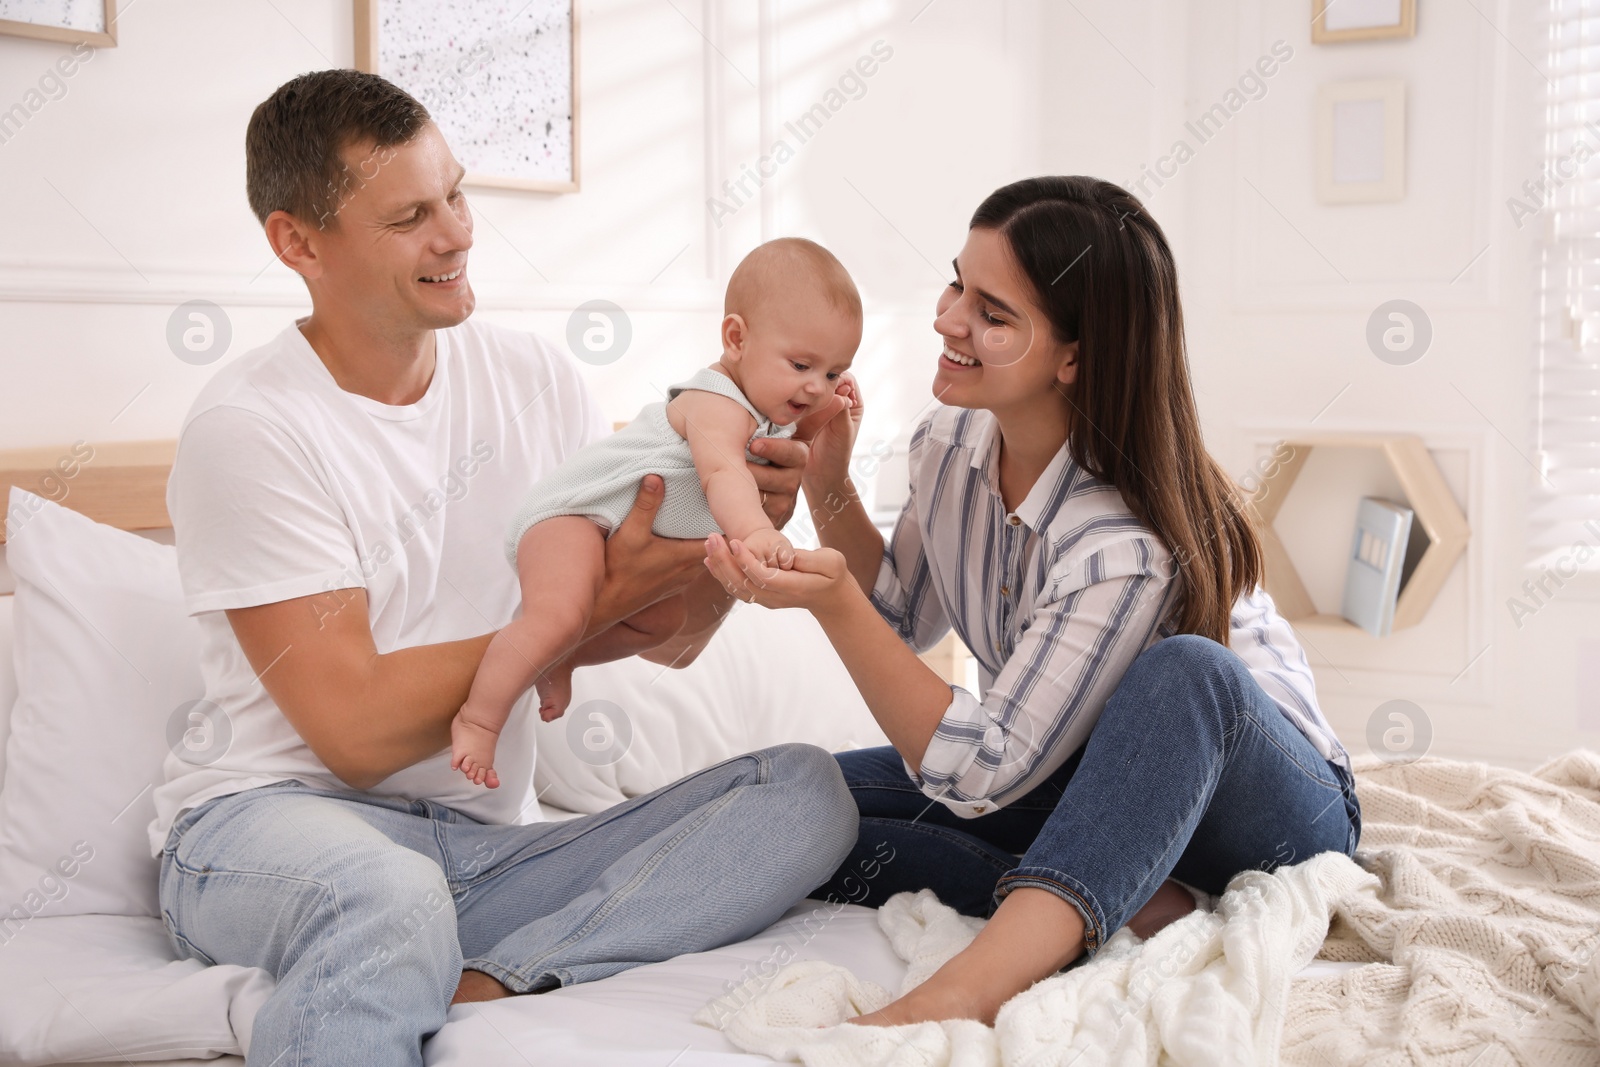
[245,69,431,229]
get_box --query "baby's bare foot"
[536,661,574,722]
[450,714,501,789]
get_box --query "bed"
[1,442,1596,1067]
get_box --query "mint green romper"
[504,367,797,564]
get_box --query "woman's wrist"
[801,472,859,507]
[802,477,865,541]
[810,568,869,625]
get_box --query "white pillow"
[535,602,888,815]
[0,914,270,1065]
[0,487,887,916]
[0,489,204,918]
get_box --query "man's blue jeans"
[158,743,857,1066]
[819,635,1362,956]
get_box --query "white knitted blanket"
[696,750,1600,1067]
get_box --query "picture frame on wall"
[1311,0,1416,44]
[354,0,579,193]
[0,0,116,46]
[1315,79,1406,205]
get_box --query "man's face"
[307,122,475,332]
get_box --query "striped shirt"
[871,407,1352,818]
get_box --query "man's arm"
[227,591,490,790]
[227,475,706,789]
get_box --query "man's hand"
[588,474,708,637]
[746,436,810,529]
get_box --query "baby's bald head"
[716,238,862,426]
[725,237,862,327]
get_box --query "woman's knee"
[1120,635,1252,715]
[1129,633,1238,679]
[1087,635,1266,765]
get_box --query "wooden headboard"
[0,439,177,544]
[2,422,619,543]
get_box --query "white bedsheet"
[9,899,907,1067]
[8,896,1357,1067]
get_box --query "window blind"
[1530,0,1600,568]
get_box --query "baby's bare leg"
[453,517,605,786]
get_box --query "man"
[147,69,858,1065]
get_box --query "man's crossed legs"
[157,744,857,1066]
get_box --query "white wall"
[0,0,1070,467]
[2,0,1583,768]
[1151,0,1588,770]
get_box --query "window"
[1531,1,1600,569]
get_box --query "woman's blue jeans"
[819,635,1362,956]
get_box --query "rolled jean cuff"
[460,957,564,995]
[994,866,1106,954]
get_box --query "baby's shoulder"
[665,373,759,439]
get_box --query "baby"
[451,237,863,787]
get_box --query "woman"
[704,176,1361,1027]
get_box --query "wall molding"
[1228,0,1505,312]
[1,0,752,314]
[0,258,724,311]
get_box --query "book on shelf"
[1341,497,1415,637]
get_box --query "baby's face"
[733,292,861,426]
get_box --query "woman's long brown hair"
[971,176,1262,645]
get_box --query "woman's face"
[931,226,1077,414]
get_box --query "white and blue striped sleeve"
[868,490,952,654]
[868,421,951,654]
[911,536,1178,817]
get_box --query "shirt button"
[1007,515,1022,526]
[974,805,988,814]
[1000,585,1010,596]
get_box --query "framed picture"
[1311,0,1416,44]
[1315,80,1406,204]
[354,0,579,193]
[0,0,116,46]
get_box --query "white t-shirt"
[146,316,607,856]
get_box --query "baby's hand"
[740,528,796,570]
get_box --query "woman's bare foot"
[848,887,1083,1027]
[851,977,1006,1027]
[450,969,514,1005]
[846,880,1198,1027]
[535,659,575,722]
[450,712,502,789]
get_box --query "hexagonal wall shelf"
[1251,433,1469,635]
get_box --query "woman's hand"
[703,532,856,614]
[795,374,863,492]
[745,437,807,529]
